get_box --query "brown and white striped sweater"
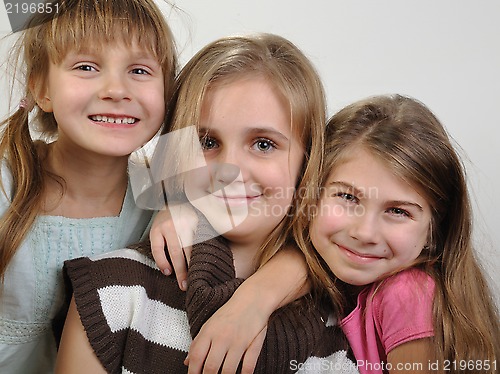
[62,223,357,374]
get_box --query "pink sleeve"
[372,269,435,354]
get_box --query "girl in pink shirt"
[298,95,499,374]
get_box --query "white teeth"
[90,115,137,124]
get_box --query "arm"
[373,270,435,374]
[239,246,310,309]
[150,203,198,290]
[386,338,432,374]
[55,298,107,374]
[186,244,311,374]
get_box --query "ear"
[29,76,53,113]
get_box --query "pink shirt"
[341,269,435,374]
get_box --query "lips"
[212,193,261,199]
[211,193,262,207]
[338,245,383,263]
[211,183,262,203]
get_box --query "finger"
[240,328,267,374]
[201,345,228,374]
[150,228,171,275]
[186,336,212,374]
[219,345,246,374]
[167,232,187,291]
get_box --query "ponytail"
[0,104,45,280]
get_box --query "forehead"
[64,41,157,61]
[328,149,428,201]
[72,35,153,53]
[49,30,161,65]
[200,77,291,130]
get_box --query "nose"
[207,163,241,197]
[213,163,241,184]
[99,72,130,101]
[214,146,245,179]
[348,210,379,244]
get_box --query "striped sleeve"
[185,222,354,373]
[64,249,190,374]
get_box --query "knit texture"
[186,221,347,373]
[62,221,357,373]
[0,158,152,374]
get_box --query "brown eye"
[76,64,95,72]
[200,136,218,150]
[131,68,149,75]
[335,192,358,203]
[387,207,410,217]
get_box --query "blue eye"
[253,138,276,153]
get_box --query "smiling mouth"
[213,194,260,199]
[338,245,383,263]
[89,115,138,125]
[212,194,261,205]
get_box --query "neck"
[339,281,364,316]
[231,241,261,279]
[42,141,129,218]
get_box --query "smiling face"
[184,77,304,250]
[310,148,431,286]
[38,42,165,158]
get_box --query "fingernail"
[181,280,187,290]
[162,268,171,276]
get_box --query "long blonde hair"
[156,33,326,270]
[0,0,178,280]
[298,94,499,373]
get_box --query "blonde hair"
[156,33,325,270]
[0,0,178,280]
[298,94,499,373]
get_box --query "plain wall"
[1,0,499,305]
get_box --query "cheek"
[261,169,297,202]
[310,205,337,245]
[143,83,165,110]
[315,200,346,230]
[291,148,305,185]
[309,219,323,250]
[184,168,210,199]
[390,229,427,261]
[309,218,338,270]
[154,90,166,112]
[152,104,165,122]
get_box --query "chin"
[335,271,374,287]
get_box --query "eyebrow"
[327,181,363,196]
[199,126,290,143]
[129,50,159,61]
[66,49,158,62]
[245,127,290,142]
[327,181,424,211]
[386,200,423,211]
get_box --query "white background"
[1,0,499,305]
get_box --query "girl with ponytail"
[0,1,177,372]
